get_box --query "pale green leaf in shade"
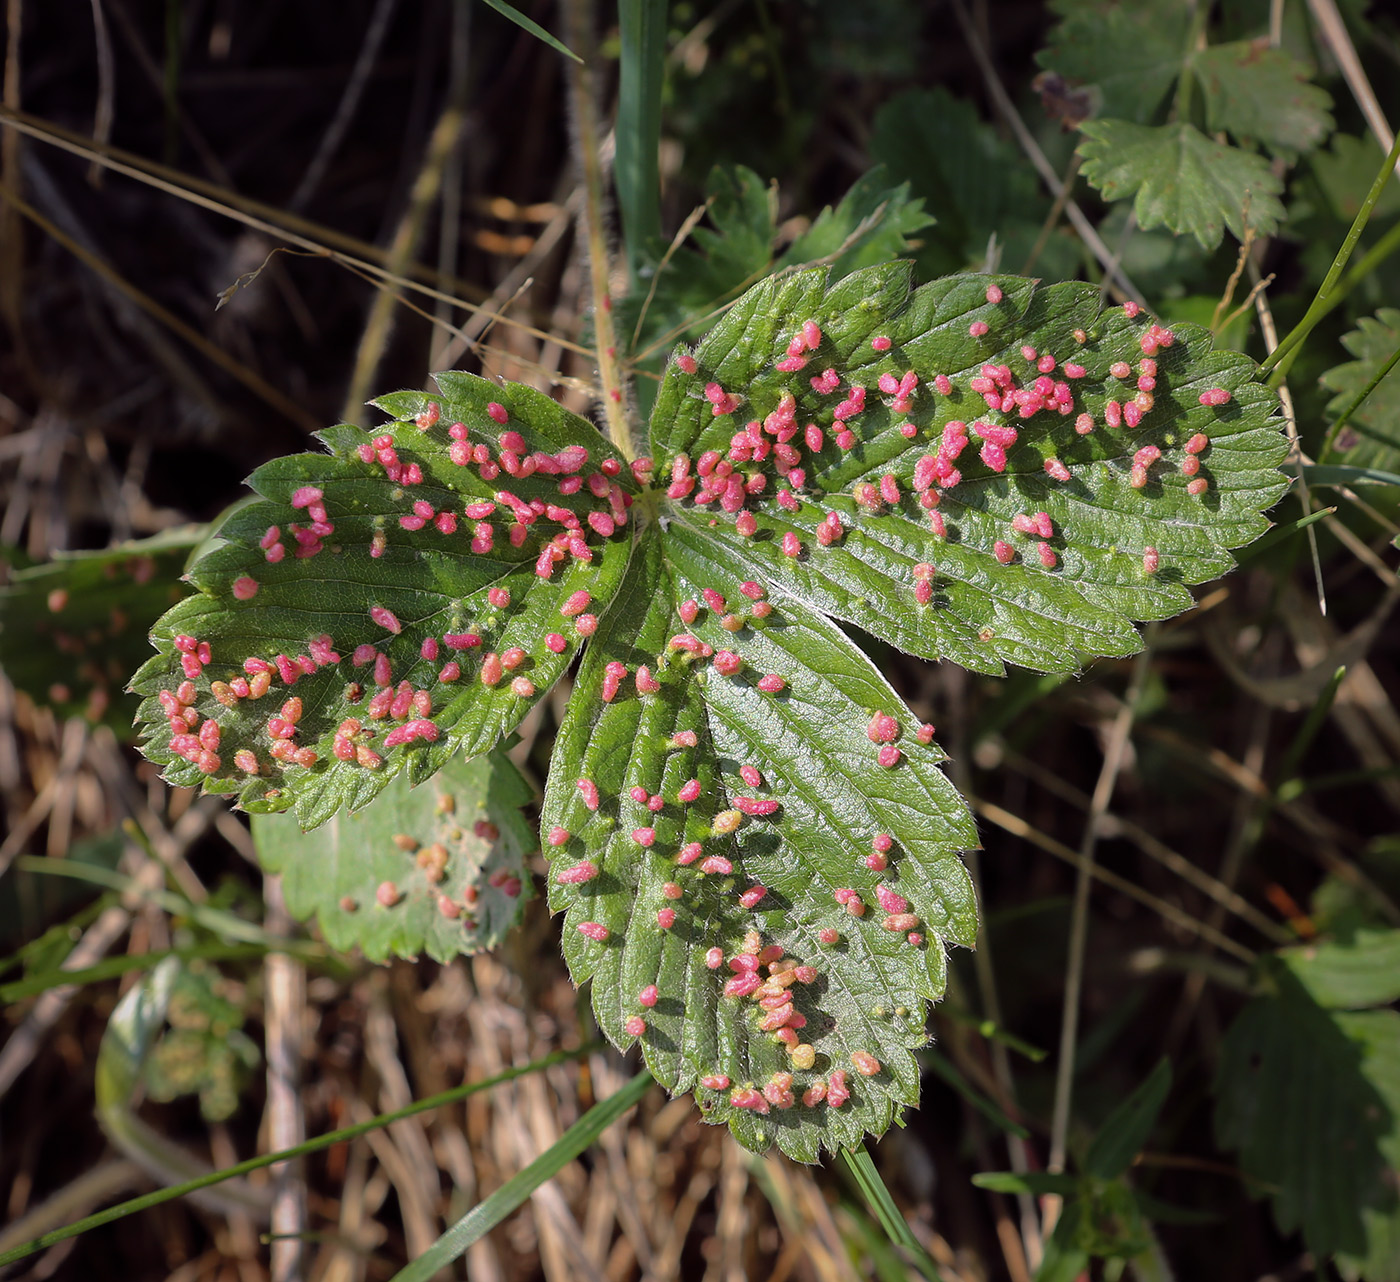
[130,370,636,829]
[477,0,579,62]
[1308,135,1400,225]
[251,750,534,962]
[1281,928,1400,1010]
[1215,967,1400,1280]
[1035,0,1193,126]
[1189,41,1334,159]
[1321,310,1400,472]
[1078,120,1286,250]
[0,529,197,732]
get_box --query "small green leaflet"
[134,262,1286,1155]
[252,751,534,963]
[1189,41,1333,160]
[1078,120,1286,250]
[1036,0,1193,126]
[1321,309,1400,472]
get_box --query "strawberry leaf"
[1036,0,1193,125]
[1079,120,1286,249]
[1320,309,1400,473]
[133,259,1288,1157]
[541,526,976,1160]
[1189,41,1333,160]
[651,264,1288,676]
[0,530,197,733]
[130,372,636,828]
[251,749,534,962]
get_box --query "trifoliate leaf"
[252,750,534,962]
[1079,120,1286,249]
[1320,309,1400,474]
[540,526,977,1161]
[1190,40,1333,159]
[130,372,636,828]
[1215,969,1400,1280]
[651,263,1287,676]
[1036,0,1193,125]
[133,259,1288,1156]
[0,530,197,732]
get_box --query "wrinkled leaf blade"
[540,526,976,1160]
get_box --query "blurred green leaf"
[0,530,197,733]
[1189,41,1333,158]
[252,750,534,963]
[1281,929,1400,1010]
[1320,309,1400,471]
[1036,0,1193,125]
[1215,967,1400,1278]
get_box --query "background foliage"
[1,0,1399,1279]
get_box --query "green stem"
[0,1044,601,1267]
[839,1144,945,1281]
[1172,0,1212,123]
[1263,129,1400,376]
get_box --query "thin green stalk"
[390,1068,652,1281]
[615,0,666,288]
[1320,337,1400,459]
[838,1144,945,1281]
[0,1044,601,1267]
[1262,128,1400,376]
[1171,0,1213,123]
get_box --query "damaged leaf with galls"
[132,262,1288,1157]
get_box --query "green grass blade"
[922,1049,1030,1139]
[390,1069,653,1281]
[1231,505,1335,565]
[615,0,667,285]
[0,1044,599,1268]
[838,1144,945,1282]
[478,0,580,62]
[0,942,324,1003]
[1263,130,1400,375]
[1303,463,1400,488]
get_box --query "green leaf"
[972,1171,1082,1197]
[1215,968,1400,1278]
[142,962,260,1122]
[1078,120,1286,249]
[1281,928,1400,1010]
[251,750,534,962]
[628,165,930,357]
[390,1070,653,1282]
[1309,134,1400,224]
[1036,0,1193,125]
[131,371,636,828]
[0,530,197,733]
[1084,1058,1170,1178]
[650,263,1287,677]
[1189,40,1333,159]
[540,525,978,1161]
[1320,309,1400,472]
[477,0,580,62]
[839,1144,945,1281]
[869,88,1046,276]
